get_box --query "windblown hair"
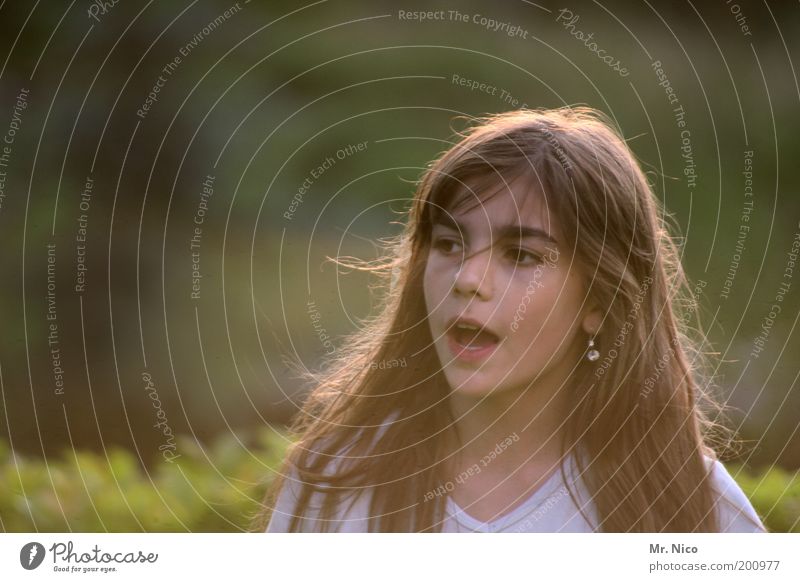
[253,106,742,532]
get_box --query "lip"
[446,315,500,337]
[446,333,499,362]
[445,315,502,363]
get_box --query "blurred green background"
[0,0,797,531]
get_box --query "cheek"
[422,256,443,310]
[422,271,432,314]
[504,274,575,332]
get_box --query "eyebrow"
[431,213,560,246]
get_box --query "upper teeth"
[458,323,480,330]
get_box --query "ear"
[580,304,602,336]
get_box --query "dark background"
[0,0,797,475]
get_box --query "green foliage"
[0,430,290,532]
[727,463,800,533]
[2,435,798,532]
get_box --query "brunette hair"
[252,106,744,532]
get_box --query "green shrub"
[727,463,800,533]
[0,430,289,532]
[1,436,797,532]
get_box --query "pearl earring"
[586,335,600,361]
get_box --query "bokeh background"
[0,0,798,531]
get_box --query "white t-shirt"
[265,449,766,533]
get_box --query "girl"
[255,107,766,533]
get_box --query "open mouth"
[448,324,501,349]
[446,321,501,362]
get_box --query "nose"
[453,243,495,300]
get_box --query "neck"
[446,375,573,476]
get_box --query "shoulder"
[265,411,400,532]
[264,463,373,532]
[703,456,767,533]
[264,463,306,532]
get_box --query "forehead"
[433,173,558,239]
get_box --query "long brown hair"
[253,106,737,532]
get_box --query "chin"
[443,371,497,396]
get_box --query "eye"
[505,247,542,266]
[432,237,463,255]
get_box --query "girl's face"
[423,175,600,399]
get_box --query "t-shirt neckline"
[445,455,573,532]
